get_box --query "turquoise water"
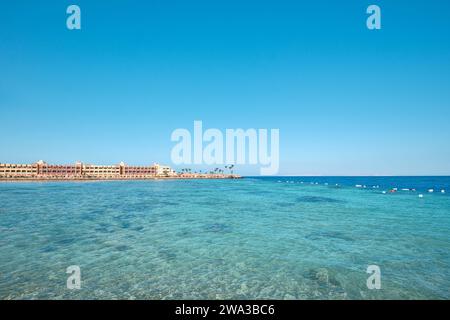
[0,177,449,299]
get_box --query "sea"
[0,176,449,299]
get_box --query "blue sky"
[1,0,450,175]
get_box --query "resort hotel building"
[0,161,177,179]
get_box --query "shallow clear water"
[0,177,449,299]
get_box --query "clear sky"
[1,0,449,175]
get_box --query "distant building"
[0,161,176,178]
[154,164,177,176]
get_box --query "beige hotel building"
[0,160,176,179]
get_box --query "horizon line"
[246,174,450,177]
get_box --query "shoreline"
[0,175,242,182]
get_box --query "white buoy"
[419,194,424,198]
[382,191,387,194]
[356,184,362,188]
[428,189,434,193]
[441,189,445,193]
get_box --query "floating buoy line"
[275,179,447,199]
